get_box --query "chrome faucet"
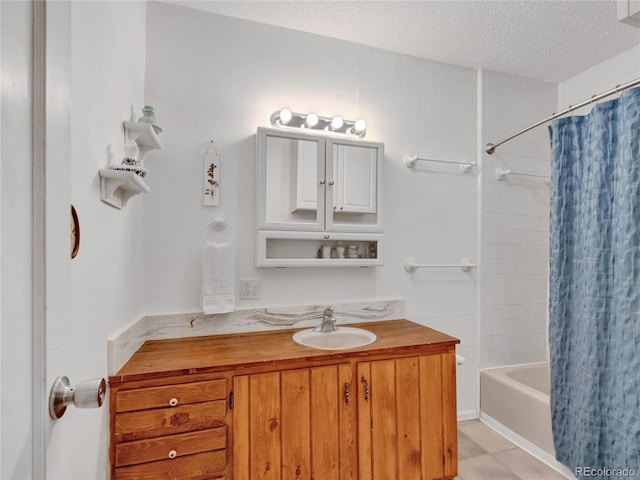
[314,306,337,332]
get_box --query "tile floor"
[455,420,568,480]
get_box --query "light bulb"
[330,116,344,130]
[354,119,367,133]
[304,113,319,128]
[279,108,292,125]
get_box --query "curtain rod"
[485,77,640,155]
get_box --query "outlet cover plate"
[239,279,261,299]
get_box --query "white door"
[1,2,76,478]
[0,1,37,477]
[42,1,78,477]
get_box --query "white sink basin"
[292,327,377,350]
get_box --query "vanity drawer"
[114,450,226,480]
[116,379,227,412]
[115,401,226,442]
[115,426,226,466]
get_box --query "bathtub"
[480,362,554,454]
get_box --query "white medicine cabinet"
[256,127,383,267]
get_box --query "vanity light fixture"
[273,108,292,126]
[270,109,367,138]
[328,115,344,131]
[303,113,319,128]
[349,118,367,137]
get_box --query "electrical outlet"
[239,279,261,299]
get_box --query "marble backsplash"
[108,299,404,374]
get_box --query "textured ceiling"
[162,0,639,83]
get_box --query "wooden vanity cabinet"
[109,320,459,480]
[230,352,457,480]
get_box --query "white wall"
[66,2,147,478]
[143,3,480,416]
[479,70,556,368]
[559,45,640,112]
[141,2,563,420]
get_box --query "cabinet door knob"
[324,234,330,240]
[340,206,344,210]
[169,397,178,407]
[168,450,177,459]
[344,383,351,405]
[319,179,326,185]
[328,180,335,186]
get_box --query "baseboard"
[457,409,478,422]
[480,412,577,479]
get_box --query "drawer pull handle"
[169,398,178,407]
[168,449,177,459]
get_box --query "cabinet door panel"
[233,365,354,480]
[370,360,398,479]
[249,372,281,480]
[441,352,458,478]
[395,357,422,479]
[310,366,340,479]
[233,376,250,480]
[281,369,311,480]
[257,128,325,232]
[419,355,445,480]
[333,144,377,214]
[359,353,457,480]
[338,364,356,480]
[357,362,372,480]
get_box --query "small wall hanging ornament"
[203,140,220,206]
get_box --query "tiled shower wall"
[480,70,556,368]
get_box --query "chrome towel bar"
[404,258,477,273]
[496,168,551,186]
[404,154,476,173]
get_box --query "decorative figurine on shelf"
[122,141,139,166]
[138,105,162,134]
[138,105,155,123]
[108,140,148,178]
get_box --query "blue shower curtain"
[548,87,640,479]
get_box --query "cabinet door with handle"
[233,364,356,480]
[357,353,458,480]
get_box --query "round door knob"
[49,376,107,419]
[168,450,177,459]
[169,397,178,407]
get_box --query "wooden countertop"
[110,319,460,384]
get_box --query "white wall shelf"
[99,120,162,208]
[256,230,383,267]
[123,120,162,159]
[98,169,150,209]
